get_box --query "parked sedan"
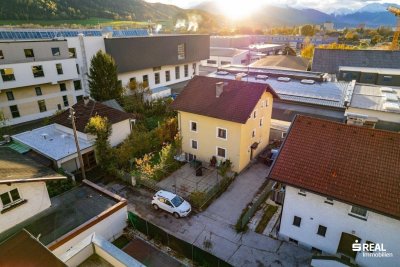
[151,190,191,218]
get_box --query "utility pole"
[69,107,86,180]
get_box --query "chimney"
[83,96,90,107]
[216,82,224,98]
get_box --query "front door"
[337,232,361,261]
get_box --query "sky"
[144,0,400,13]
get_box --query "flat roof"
[210,47,248,57]
[339,66,400,76]
[0,180,126,246]
[209,67,350,108]
[12,124,94,161]
[0,146,65,184]
[250,55,309,71]
[350,84,400,113]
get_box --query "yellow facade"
[178,91,274,173]
[0,82,77,122]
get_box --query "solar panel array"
[0,29,148,40]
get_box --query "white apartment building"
[269,115,400,267]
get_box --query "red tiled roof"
[269,115,400,219]
[52,100,134,133]
[170,76,279,124]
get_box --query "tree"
[371,35,383,45]
[88,50,123,102]
[85,115,115,173]
[300,25,314,37]
[301,44,315,60]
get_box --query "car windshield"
[171,196,184,207]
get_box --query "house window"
[252,129,256,138]
[9,105,20,118]
[32,65,44,78]
[56,63,63,75]
[59,83,67,91]
[261,100,265,108]
[69,48,76,58]
[190,121,197,132]
[24,48,34,58]
[155,73,160,84]
[57,104,62,110]
[293,216,301,227]
[130,77,136,83]
[143,75,149,86]
[259,117,264,127]
[166,70,170,82]
[221,61,231,66]
[192,63,197,75]
[38,100,47,113]
[253,110,257,119]
[35,87,42,96]
[177,43,185,60]
[6,91,14,101]
[52,47,61,56]
[217,147,226,158]
[1,68,15,81]
[191,140,198,149]
[175,66,180,79]
[76,64,80,74]
[383,76,392,82]
[266,99,269,107]
[153,66,161,71]
[184,64,189,77]
[76,95,84,102]
[350,206,368,219]
[217,128,227,139]
[324,197,334,205]
[281,132,287,139]
[62,95,69,107]
[0,50,3,59]
[207,60,217,64]
[298,189,306,196]
[317,225,327,237]
[74,80,82,90]
[1,189,22,208]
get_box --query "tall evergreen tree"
[88,50,123,102]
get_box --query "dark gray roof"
[0,147,65,184]
[102,99,125,112]
[312,49,400,74]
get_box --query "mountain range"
[0,0,398,28]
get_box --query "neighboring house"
[268,115,400,267]
[209,65,352,123]
[0,40,81,125]
[250,55,310,71]
[338,66,400,87]
[0,29,209,126]
[0,147,66,233]
[201,47,249,67]
[171,76,279,172]
[12,100,134,172]
[311,49,400,74]
[345,83,400,132]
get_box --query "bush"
[46,178,75,198]
[235,204,251,232]
[189,191,207,208]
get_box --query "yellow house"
[171,76,279,172]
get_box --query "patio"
[156,163,220,198]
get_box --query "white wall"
[280,186,400,267]
[201,52,248,67]
[51,205,127,256]
[110,119,131,147]
[0,182,51,233]
[346,107,400,124]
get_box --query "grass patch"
[255,205,279,234]
[112,235,130,249]
[47,179,75,198]
[235,204,251,233]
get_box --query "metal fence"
[128,212,232,267]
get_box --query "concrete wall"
[51,205,127,256]
[178,91,273,172]
[345,107,400,126]
[110,119,131,147]
[279,186,400,267]
[0,182,51,233]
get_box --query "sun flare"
[216,0,261,20]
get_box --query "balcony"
[0,58,79,91]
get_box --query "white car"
[151,190,191,218]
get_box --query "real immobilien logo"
[352,240,393,258]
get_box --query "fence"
[237,184,272,230]
[128,212,232,267]
[196,174,235,211]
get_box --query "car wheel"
[173,212,180,219]
[153,204,159,210]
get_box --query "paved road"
[112,163,312,267]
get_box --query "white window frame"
[191,139,198,150]
[216,146,227,159]
[349,205,368,220]
[0,188,23,210]
[190,121,198,132]
[282,132,287,138]
[216,127,228,140]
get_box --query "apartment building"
[171,76,278,172]
[269,116,400,267]
[0,40,82,125]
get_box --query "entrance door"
[337,232,361,261]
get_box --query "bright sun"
[216,0,261,20]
